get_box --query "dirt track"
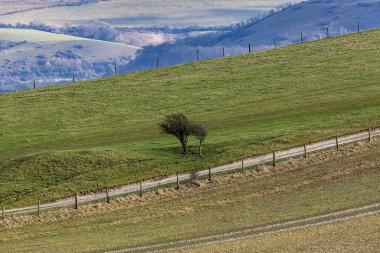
[107,203,380,253]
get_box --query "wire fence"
[21,21,371,91]
[2,127,379,219]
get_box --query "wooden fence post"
[274,39,277,48]
[222,47,225,57]
[33,79,36,89]
[304,144,307,158]
[249,43,251,53]
[106,188,110,203]
[357,21,360,33]
[301,32,304,43]
[336,136,339,150]
[368,128,371,141]
[176,173,180,189]
[156,58,159,69]
[208,167,212,182]
[114,65,117,76]
[241,160,244,173]
[139,181,143,197]
[196,50,199,61]
[38,201,41,216]
[326,27,329,38]
[75,194,78,209]
[2,205,5,220]
[273,151,276,167]
[72,73,75,82]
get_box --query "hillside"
[0,1,302,92]
[128,0,380,71]
[1,139,379,252]
[216,0,380,47]
[0,29,380,207]
[0,28,139,91]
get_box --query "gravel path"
[107,203,380,253]
[5,128,379,216]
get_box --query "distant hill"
[126,0,380,71]
[0,29,139,91]
[0,0,102,16]
[0,0,301,28]
[215,0,380,47]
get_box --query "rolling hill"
[127,0,380,71]
[215,0,380,47]
[0,29,380,208]
[0,28,140,91]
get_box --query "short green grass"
[0,142,379,252]
[1,29,380,207]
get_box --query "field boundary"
[3,127,380,216]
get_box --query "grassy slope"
[0,141,379,252]
[1,29,380,207]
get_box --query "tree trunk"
[181,140,188,154]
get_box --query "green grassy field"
[0,140,379,252]
[1,29,380,207]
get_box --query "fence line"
[2,127,379,217]
[23,22,369,91]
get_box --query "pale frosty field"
[0,0,86,15]
[0,0,302,27]
[0,28,88,42]
[0,28,140,91]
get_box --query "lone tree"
[160,113,193,154]
[160,113,208,155]
[191,123,208,157]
